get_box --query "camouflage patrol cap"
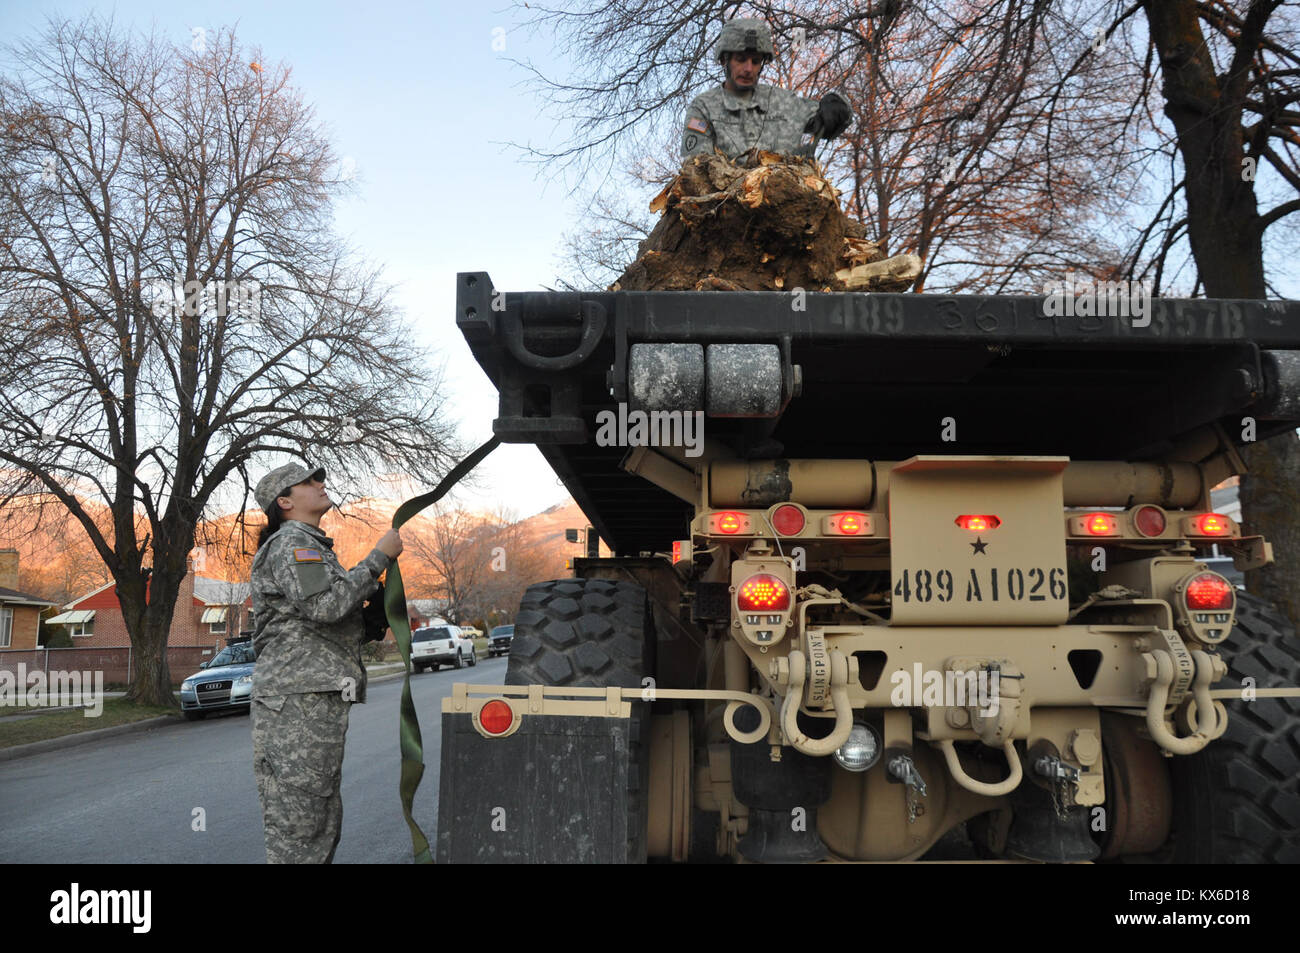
[717,17,774,63]
[255,462,326,513]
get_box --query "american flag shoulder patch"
[686,117,709,134]
[293,548,323,562]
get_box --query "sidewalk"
[0,665,413,762]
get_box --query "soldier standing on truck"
[681,18,853,161]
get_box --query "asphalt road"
[0,657,507,864]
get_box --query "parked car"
[488,624,514,658]
[411,624,476,672]
[179,641,257,721]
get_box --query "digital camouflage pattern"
[249,519,391,863]
[681,84,820,160]
[251,691,351,863]
[250,519,390,701]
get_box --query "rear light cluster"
[1067,507,1236,540]
[701,508,877,538]
[1179,571,1236,644]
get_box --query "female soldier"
[249,462,402,863]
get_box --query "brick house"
[0,549,57,651]
[47,571,253,648]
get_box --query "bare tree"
[538,1,1146,294]
[0,18,460,705]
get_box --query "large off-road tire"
[1166,591,1300,862]
[506,578,656,862]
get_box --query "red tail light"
[715,512,746,534]
[672,540,682,563]
[737,574,790,611]
[480,699,514,735]
[955,514,1001,532]
[1185,573,1234,610]
[1195,514,1230,537]
[771,504,805,536]
[829,512,867,535]
[1083,513,1118,536]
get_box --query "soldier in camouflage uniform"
[249,462,403,864]
[682,18,853,161]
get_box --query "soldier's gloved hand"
[361,579,389,642]
[807,91,853,140]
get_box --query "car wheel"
[454,650,465,670]
[469,649,477,667]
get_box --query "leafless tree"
[0,18,460,705]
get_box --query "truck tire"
[506,578,656,862]
[1166,591,1300,863]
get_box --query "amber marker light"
[737,574,791,612]
[1195,514,1230,537]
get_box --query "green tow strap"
[384,436,501,864]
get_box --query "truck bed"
[456,272,1300,555]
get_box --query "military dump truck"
[437,273,1300,863]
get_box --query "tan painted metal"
[708,457,1219,510]
[1026,707,1105,805]
[934,739,1022,796]
[888,456,1069,625]
[710,459,875,508]
[1142,649,1228,755]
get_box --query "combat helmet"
[716,17,774,64]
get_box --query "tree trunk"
[1144,0,1298,623]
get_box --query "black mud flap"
[436,712,633,863]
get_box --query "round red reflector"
[1186,573,1234,610]
[772,504,805,536]
[1134,505,1166,537]
[836,513,864,535]
[737,574,791,611]
[480,699,514,735]
[1197,513,1230,536]
[717,512,743,534]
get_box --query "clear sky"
[1,0,588,519]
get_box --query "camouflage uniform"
[681,83,820,160]
[250,518,391,864]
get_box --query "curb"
[0,714,180,763]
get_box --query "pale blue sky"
[1,0,588,519]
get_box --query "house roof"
[0,586,57,608]
[193,577,251,605]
